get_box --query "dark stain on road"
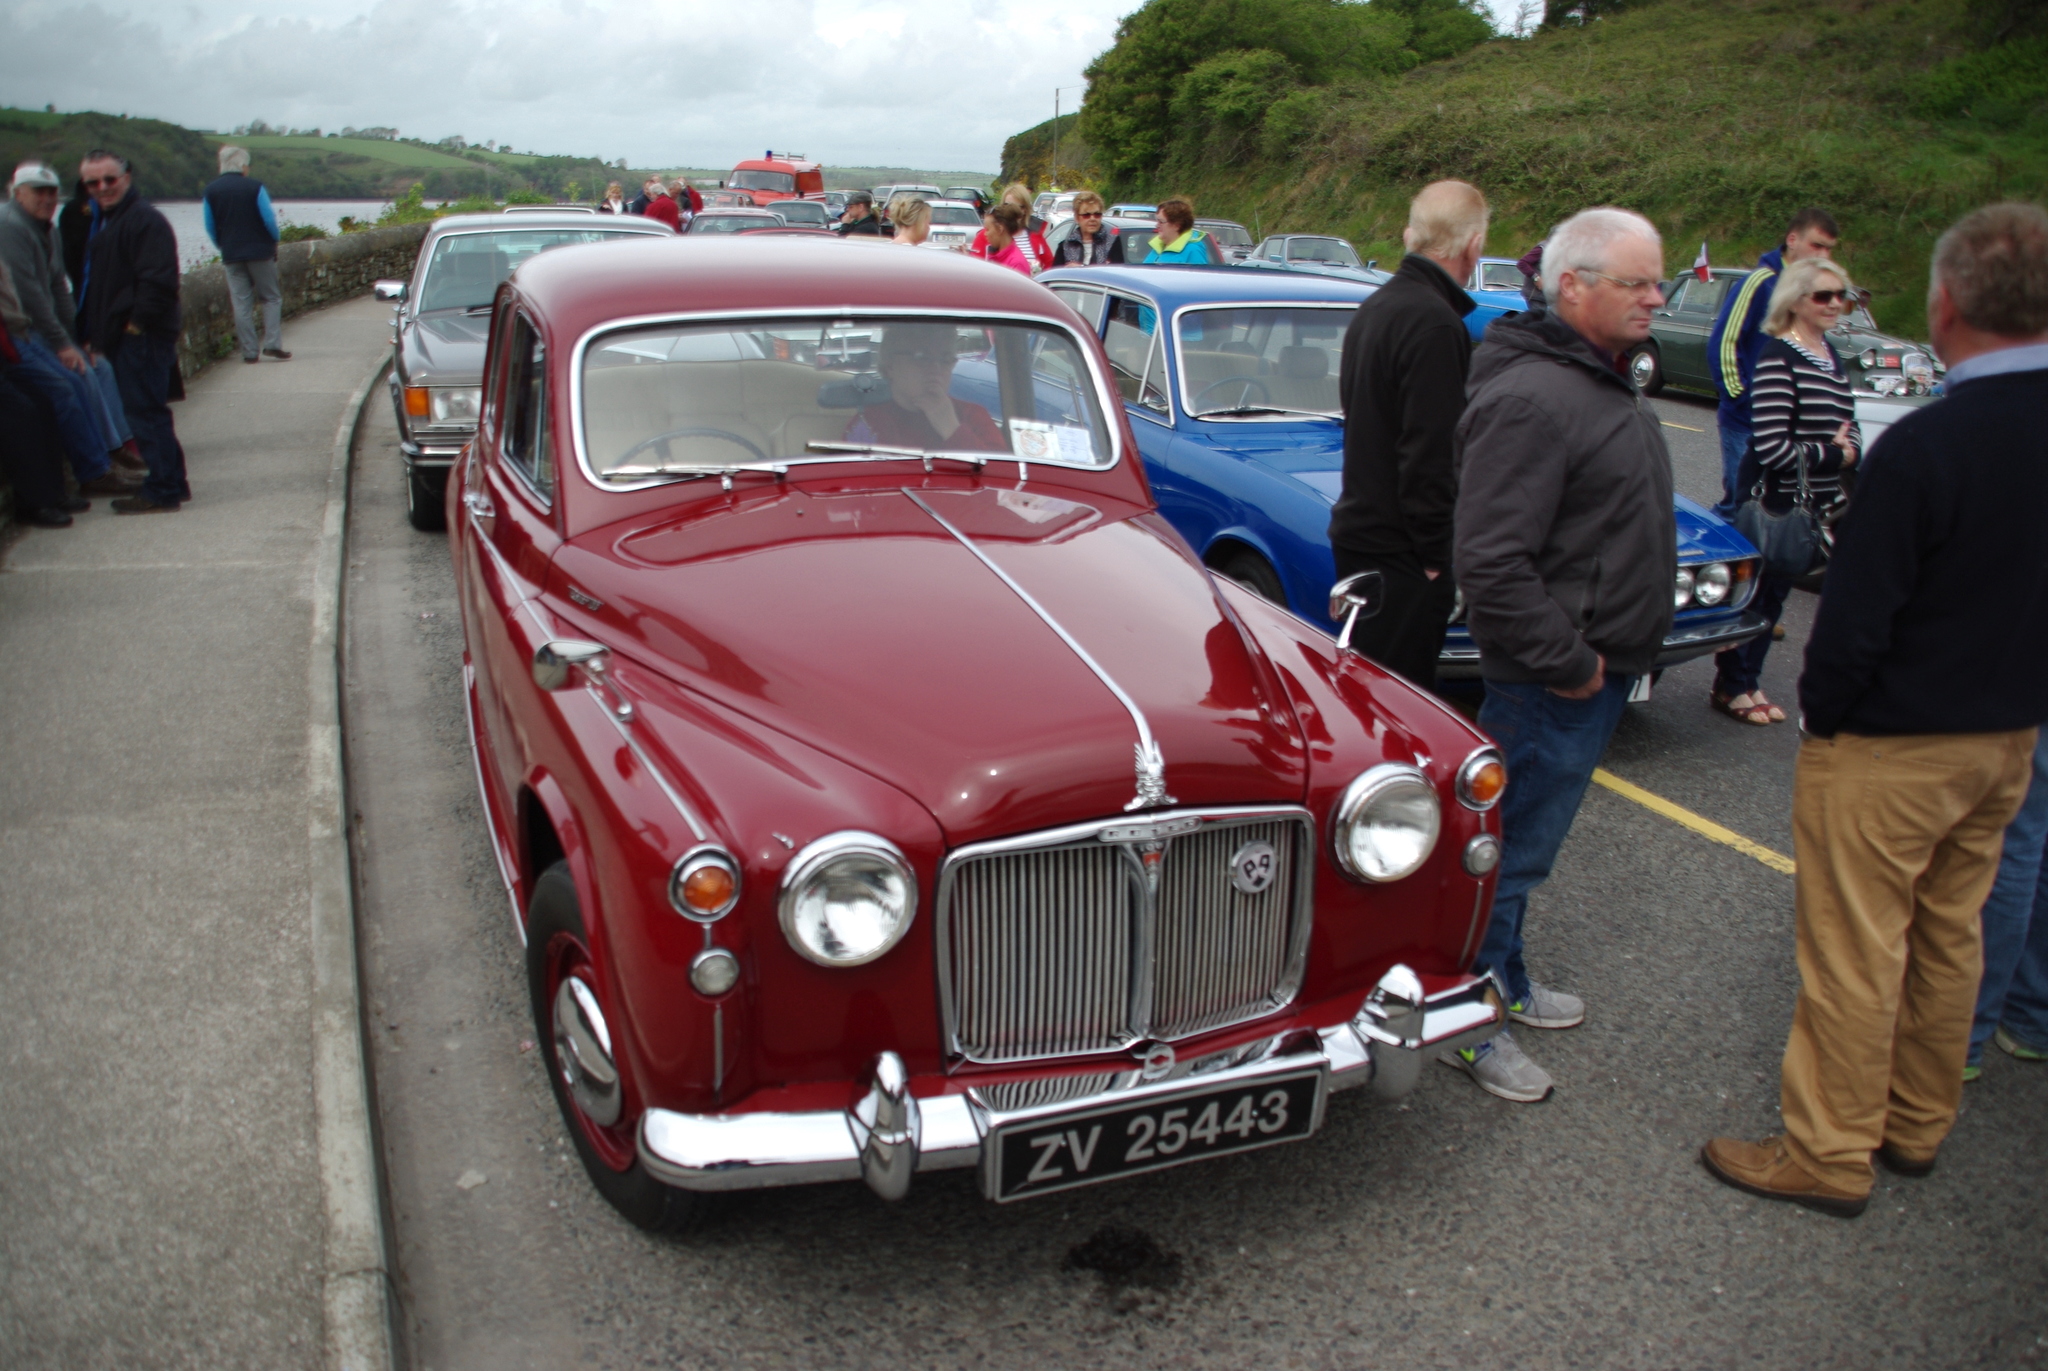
[1064,1225,1183,1292]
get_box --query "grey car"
[374,211,672,529]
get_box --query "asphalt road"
[345,388,2048,1371]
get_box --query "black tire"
[405,467,446,532]
[1213,548,1286,606]
[526,861,704,1235]
[1627,342,1664,395]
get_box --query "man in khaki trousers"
[1703,202,2048,1218]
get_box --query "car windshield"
[582,317,1116,480]
[1479,262,1524,291]
[772,201,829,225]
[1840,303,1880,331]
[688,215,783,234]
[1285,238,1361,267]
[730,170,797,193]
[944,189,981,203]
[417,229,650,313]
[1176,306,1353,418]
[1202,222,1253,247]
[930,205,980,226]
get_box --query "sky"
[1,0,1516,173]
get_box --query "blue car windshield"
[1177,306,1354,417]
[1286,239,1361,267]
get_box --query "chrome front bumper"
[638,965,1504,1201]
[1436,609,1770,680]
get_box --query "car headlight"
[1332,764,1441,883]
[1673,566,1695,610]
[1901,351,1935,392]
[430,387,483,425]
[1858,347,1878,369]
[1692,562,1732,607]
[779,832,917,966]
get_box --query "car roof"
[1042,263,1375,310]
[514,235,1076,342]
[1196,218,1247,230]
[926,199,977,210]
[425,212,670,237]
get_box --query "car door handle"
[464,490,494,519]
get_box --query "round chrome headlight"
[1693,562,1732,607]
[1332,764,1441,883]
[1858,346,1878,369]
[1673,566,1695,610]
[778,832,918,966]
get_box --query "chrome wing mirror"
[1329,571,1385,653]
[533,639,632,722]
[372,279,407,302]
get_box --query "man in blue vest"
[1703,208,1838,516]
[203,146,289,364]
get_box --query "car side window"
[1050,285,1105,333]
[1682,277,1729,316]
[500,314,553,502]
[1104,295,1166,413]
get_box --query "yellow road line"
[1661,420,1705,432]
[1591,767,1796,875]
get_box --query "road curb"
[310,351,397,1371]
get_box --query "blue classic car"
[1462,256,1532,343]
[1241,235,1391,287]
[1037,265,1767,684]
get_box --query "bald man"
[1329,179,1488,691]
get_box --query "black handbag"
[1731,367,1824,581]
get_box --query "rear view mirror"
[1329,571,1385,651]
[373,279,407,302]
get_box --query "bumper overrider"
[638,965,1504,1203]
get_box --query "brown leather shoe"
[79,472,140,496]
[111,494,181,515]
[1875,1140,1937,1178]
[1700,1136,1869,1217]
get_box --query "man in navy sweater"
[203,145,288,363]
[1703,203,2048,1218]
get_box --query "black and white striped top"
[1746,335,1860,511]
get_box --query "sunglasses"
[82,175,125,189]
[1077,211,1103,219]
[1808,290,1849,305]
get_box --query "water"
[155,200,393,272]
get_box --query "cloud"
[0,0,1115,171]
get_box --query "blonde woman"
[597,181,626,214]
[972,182,1051,268]
[1711,256,1862,725]
[889,195,932,247]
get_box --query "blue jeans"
[1711,571,1792,696]
[112,333,188,505]
[85,354,132,448]
[1473,673,1635,1005]
[1971,731,2048,1060]
[3,334,112,482]
[1714,408,1750,519]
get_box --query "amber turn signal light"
[681,864,734,914]
[403,386,431,417]
[670,848,741,922]
[1456,749,1507,811]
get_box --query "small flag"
[1693,242,1711,282]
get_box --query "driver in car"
[844,324,1007,452]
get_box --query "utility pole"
[1050,85,1084,190]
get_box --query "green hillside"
[1059,0,2046,337]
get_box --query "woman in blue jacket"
[1142,198,1220,265]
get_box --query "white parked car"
[923,199,983,251]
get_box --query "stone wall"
[176,221,428,376]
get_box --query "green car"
[1628,267,1944,401]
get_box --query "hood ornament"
[1126,740,1175,812]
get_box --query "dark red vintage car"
[451,235,1507,1231]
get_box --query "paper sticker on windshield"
[1009,419,1055,461]
[1054,425,1096,463]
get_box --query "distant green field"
[228,134,481,169]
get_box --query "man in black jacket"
[834,191,886,236]
[1330,179,1486,689]
[1702,203,2048,1219]
[1445,207,1677,1104]
[77,150,187,513]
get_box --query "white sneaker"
[1509,982,1585,1030]
[1438,1030,1554,1102]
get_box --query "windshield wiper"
[463,303,495,315]
[807,441,990,469]
[1200,405,1340,421]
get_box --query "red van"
[727,151,823,205]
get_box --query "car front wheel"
[1213,548,1287,606]
[526,861,703,1234]
[1628,342,1664,395]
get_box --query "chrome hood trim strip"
[902,487,1173,811]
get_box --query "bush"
[1260,87,1336,159]
[1910,34,2048,128]
[278,222,329,242]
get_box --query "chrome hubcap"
[1631,352,1655,386]
[553,974,622,1127]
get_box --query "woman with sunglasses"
[1711,256,1862,726]
[1051,191,1125,266]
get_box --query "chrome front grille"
[938,809,1314,1064]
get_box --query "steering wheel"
[1191,376,1271,412]
[613,426,768,468]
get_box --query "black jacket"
[1452,307,1677,685]
[59,189,91,298]
[1052,224,1125,266]
[1799,363,2048,738]
[835,212,887,236]
[79,188,181,349]
[1330,254,1474,570]
[202,172,277,263]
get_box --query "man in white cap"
[0,160,136,495]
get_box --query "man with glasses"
[1706,207,1840,517]
[834,190,885,237]
[76,150,188,514]
[1445,207,1677,1103]
[1051,192,1124,266]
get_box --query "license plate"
[1627,673,1653,703]
[988,1068,1323,1202]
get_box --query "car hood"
[558,481,1312,845]
[1675,492,1754,563]
[401,310,491,386]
